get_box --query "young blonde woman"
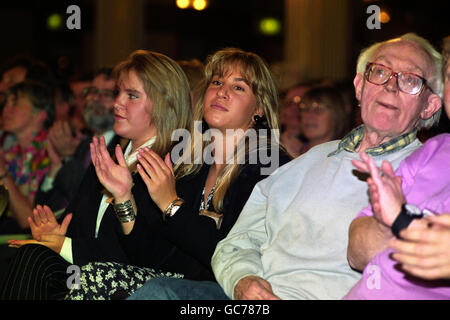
[1,50,193,299]
[66,48,291,300]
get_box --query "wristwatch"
[391,203,423,238]
[162,198,184,222]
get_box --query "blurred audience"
[177,59,205,106]
[0,56,55,147]
[0,81,55,233]
[0,55,55,106]
[53,81,74,123]
[298,85,349,154]
[279,83,311,157]
[68,72,92,133]
[35,68,118,215]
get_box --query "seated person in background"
[35,68,119,214]
[0,56,55,148]
[279,83,311,157]
[53,81,74,123]
[0,81,55,233]
[127,33,442,300]
[177,58,205,106]
[68,72,92,133]
[298,85,349,154]
[0,55,55,106]
[1,50,193,300]
[344,34,450,300]
[65,47,291,300]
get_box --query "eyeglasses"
[365,62,433,95]
[83,86,117,100]
[283,95,302,107]
[298,102,328,114]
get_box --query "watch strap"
[391,204,421,238]
[162,198,184,222]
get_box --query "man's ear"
[420,93,442,120]
[353,73,363,102]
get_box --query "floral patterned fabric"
[2,130,50,197]
[66,261,184,300]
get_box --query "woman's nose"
[216,86,229,99]
[113,94,123,110]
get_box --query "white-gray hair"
[356,33,443,129]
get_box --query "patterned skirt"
[65,261,184,300]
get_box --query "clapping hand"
[48,120,82,158]
[352,152,404,227]
[90,136,133,202]
[136,148,178,212]
[8,205,72,254]
[390,214,450,280]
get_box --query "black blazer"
[119,148,292,280]
[35,135,93,212]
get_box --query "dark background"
[0,0,448,81]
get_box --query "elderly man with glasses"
[127,33,442,301]
[343,35,450,300]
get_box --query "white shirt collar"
[101,129,116,146]
[124,136,157,166]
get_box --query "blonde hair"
[177,48,281,212]
[113,50,193,165]
[356,33,443,129]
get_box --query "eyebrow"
[122,88,141,95]
[233,77,250,84]
[373,56,424,76]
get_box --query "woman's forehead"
[212,63,253,84]
[118,70,144,89]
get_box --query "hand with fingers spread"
[234,276,280,300]
[28,204,72,240]
[90,136,133,202]
[390,213,450,280]
[136,147,178,212]
[48,120,82,158]
[353,152,404,227]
